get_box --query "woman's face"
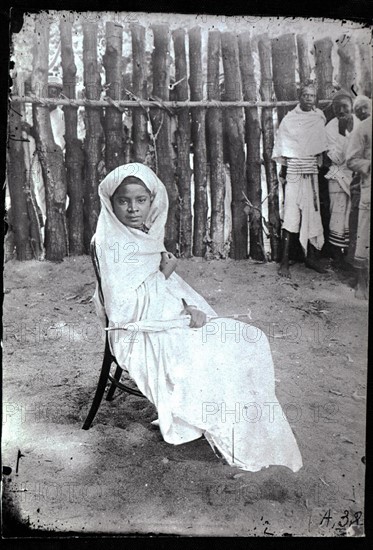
[112,178,152,229]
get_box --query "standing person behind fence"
[346,115,371,300]
[92,162,303,473]
[272,81,328,278]
[324,89,358,270]
[345,95,371,269]
[47,76,66,151]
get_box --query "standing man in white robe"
[346,95,371,267]
[324,89,358,269]
[346,115,371,299]
[272,81,328,278]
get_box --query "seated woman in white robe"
[93,163,303,473]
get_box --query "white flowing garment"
[325,115,358,196]
[93,163,303,472]
[272,104,327,164]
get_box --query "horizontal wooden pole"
[11,95,332,109]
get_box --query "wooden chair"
[82,237,145,430]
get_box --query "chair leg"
[82,340,112,430]
[106,365,123,401]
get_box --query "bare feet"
[332,258,354,272]
[355,270,369,300]
[278,264,291,278]
[306,243,327,274]
[304,257,327,274]
[355,284,368,300]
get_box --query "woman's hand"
[185,306,207,328]
[160,251,177,279]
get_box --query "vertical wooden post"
[314,37,335,244]
[4,190,16,262]
[32,19,68,261]
[337,35,357,91]
[314,37,334,121]
[82,22,104,252]
[121,61,132,164]
[172,28,192,257]
[314,38,334,98]
[221,31,247,260]
[103,22,125,173]
[258,34,281,262]
[131,24,149,162]
[207,30,226,258]
[17,74,44,260]
[60,19,84,255]
[151,24,178,253]
[297,34,311,83]
[8,90,34,260]
[272,33,298,123]
[189,26,207,257]
[358,43,372,97]
[21,134,44,260]
[239,32,264,261]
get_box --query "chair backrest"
[90,236,109,328]
[90,236,105,307]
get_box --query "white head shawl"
[94,163,169,317]
[353,95,371,113]
[97,162,169,241]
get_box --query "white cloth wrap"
[92,162,303,472]
[272,104,327,165]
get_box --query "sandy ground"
[2,255,368,537]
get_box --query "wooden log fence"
[9,21,371,263]
[60,19,85,255]
[221,32,247,260]
[297,34,311,83]
[272,33,298,123]
[8,77,43,261]
[151,24,178,254]
[358,43,372,97]
[258,34,281,262]
[314,37,335,123]
[189,26,208,257]
[207,30,225,259]
[173,28,192,257]
[103,22,126,173]
[82,22,104,253]
[337,35,358,92]
[32,19,68,261]
[314,36,335,243]
[239,32,264,261]
[131,24,149,163]
[13,97,334,108]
